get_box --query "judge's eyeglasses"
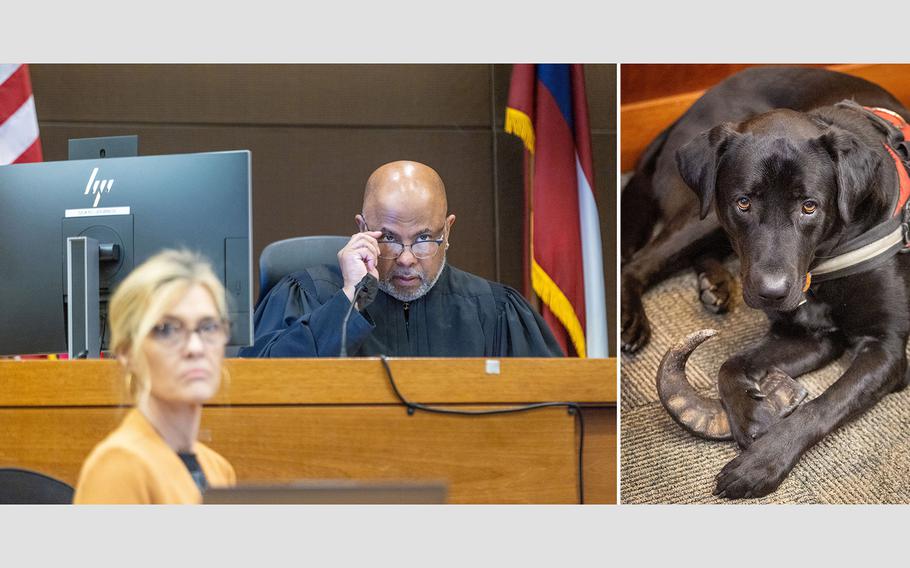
[149,318,229,349]
[362,218,448,260]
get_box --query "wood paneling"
[30,65,492,127]
[587,63,617,132]
[834,64,910,103]
[494,131,527,289]
[0,406,592,504]
[203,406,580,504]
[589,66,619,357]
[620,64,910,171]
[592,131,617,352]
[0,359,616,503]
[582,407,616,502]
[0,359,617,406]
[0,408,124,485]
[492,64,512,130]
[621,64,829,104]
[621,90,705,171]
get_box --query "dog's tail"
[621,122,675,262]
[656,329,734,441]
[658,329,811,443]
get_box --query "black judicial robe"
[238,264,564,357]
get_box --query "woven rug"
[620,259,910,504]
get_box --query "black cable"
[99,307,107,354]
[340,275,379,357]
[379,354,586,504]
[339,293,359,358]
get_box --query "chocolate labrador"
[622,66,910,498]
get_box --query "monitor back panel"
[0,151,252,355]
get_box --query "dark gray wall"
[30,64,616,353]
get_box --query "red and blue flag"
[506,64,607,358]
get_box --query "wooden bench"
[0,358,616,504]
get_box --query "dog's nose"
[757,275,790,302]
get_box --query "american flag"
[0,64,42,165]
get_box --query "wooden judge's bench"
[0,358,615,504]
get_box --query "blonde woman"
[74,250,236,504]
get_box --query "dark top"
[238,264,564,357]
[177,452,208,494]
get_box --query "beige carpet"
[620,260,910,504]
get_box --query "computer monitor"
[0,150,253,356]
[68,135,139,160]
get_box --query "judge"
[240,160,563,357]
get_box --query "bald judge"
[240,160,563,357]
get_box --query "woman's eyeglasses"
[149,319,228,348]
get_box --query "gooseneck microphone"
[339,274,379,357]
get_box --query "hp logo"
[84,167,114,207]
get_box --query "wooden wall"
[30,64,617,354]
[620,64,910,171]
[620,64,830,104]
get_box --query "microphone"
[339,274,379,357]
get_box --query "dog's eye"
[802,200,818,214]
[736,197,751,211]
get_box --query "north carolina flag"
[505,64,607,358]
[0,64,42,165]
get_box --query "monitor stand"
[67,236,101,359]
[65,238,119,359]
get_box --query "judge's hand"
[338,231,383,303]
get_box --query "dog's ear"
[676,123,739,219]
[818,129,884,223]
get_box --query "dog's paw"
[755,368,808,415]
[895,366,910,392]
[713,425,801,499]
[722,368,807,449]
[621,283,652,354]
[621,308,651,354]
[697,269,734,314]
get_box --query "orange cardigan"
[74,409,236,504]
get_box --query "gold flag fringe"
[531,259,587,358]
[505,107,536,154]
